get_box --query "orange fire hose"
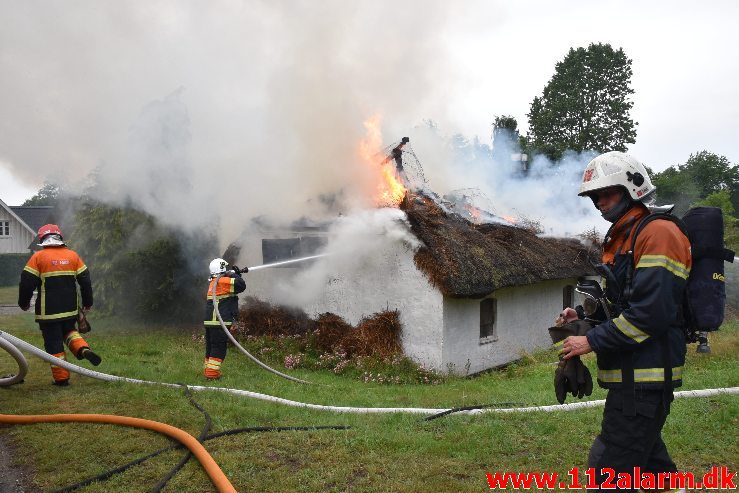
[0,413,237,493]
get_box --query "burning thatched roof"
[401,192,598,298]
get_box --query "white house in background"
[0,199,55,253]
[227,192,596,375]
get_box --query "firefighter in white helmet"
[558,151,691,491]
[202,258,247,379]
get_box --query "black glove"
[554,356,593,404]
[575,358,593,398]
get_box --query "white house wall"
[441,279,585,375]
[0,210,33,254]
[236,232,445,370]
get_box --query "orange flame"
[464,204,482,224]
[358,114,407,207]
[501,215,516,224]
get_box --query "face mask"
[601,194,633,223]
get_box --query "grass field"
[0,286,18,305]
[1,313,737,492]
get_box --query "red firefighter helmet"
[38,224,63,241]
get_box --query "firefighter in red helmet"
[18,224,102,386]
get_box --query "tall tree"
[70,198,217,323]
[526,43,637,161]
[22,182,60,206]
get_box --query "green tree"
[652,151,739,215]
[69,199,217,323]
[526,43,637,161]
[22,182,60,206]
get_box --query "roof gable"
[9,205,55,234]
[0,198,37,236]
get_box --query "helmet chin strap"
[601,193,634,223]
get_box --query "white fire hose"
[212,271,311,384]
[2,330,738,415]
[0,333,27,386]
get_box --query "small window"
[0,221,9,237]
[480,298,497,342]
[563,285,574,310]
[261,236,328,266]
[262,238,300,264]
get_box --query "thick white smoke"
[0,1,457,244]
[0,2,610,315]
[266,208,420,307]
[409,123,605,236]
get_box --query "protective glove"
[554,359,570,404]
[575,358,593,398]
[231,265,248,275]
[553,356,593,404]
[76,310,92,334]
[549,321,594,404]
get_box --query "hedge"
[0,253,31,287]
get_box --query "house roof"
[0,199,37,236]
[401,192,598,298]
[9,206,55,234]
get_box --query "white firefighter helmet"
[209,258,229,276]
[578,151,656,201]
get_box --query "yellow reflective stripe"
[204,321,232,326]
[206,293,237,300]
[598,367,683,383]
[37,310,79,321]
[229,277,236,293]
[636,254,690,280]
[76,264,88,275]
[23,265,40,276]
[613,315,650,343]
[205,362,222,369]
[65,331,83,344]
[40,270,77,278]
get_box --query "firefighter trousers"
[39,319,91,383]
[588,388,677,492]
[204,325,229,378]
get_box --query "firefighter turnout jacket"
[19,246,93,322]
[586,203,692,390]
[204,273,246,326]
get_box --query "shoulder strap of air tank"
[623,213,686,302]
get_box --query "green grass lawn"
[1,314,737,492]
[0,286,18,305]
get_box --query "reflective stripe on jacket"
[204,274,246,326]
[18,246,93,322]
[586,203,692,389]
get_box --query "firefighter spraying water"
[204,255,321,384]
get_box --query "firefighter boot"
[80,348,102,366]
[65,330,102,366]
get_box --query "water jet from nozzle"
[247,254,329,272]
